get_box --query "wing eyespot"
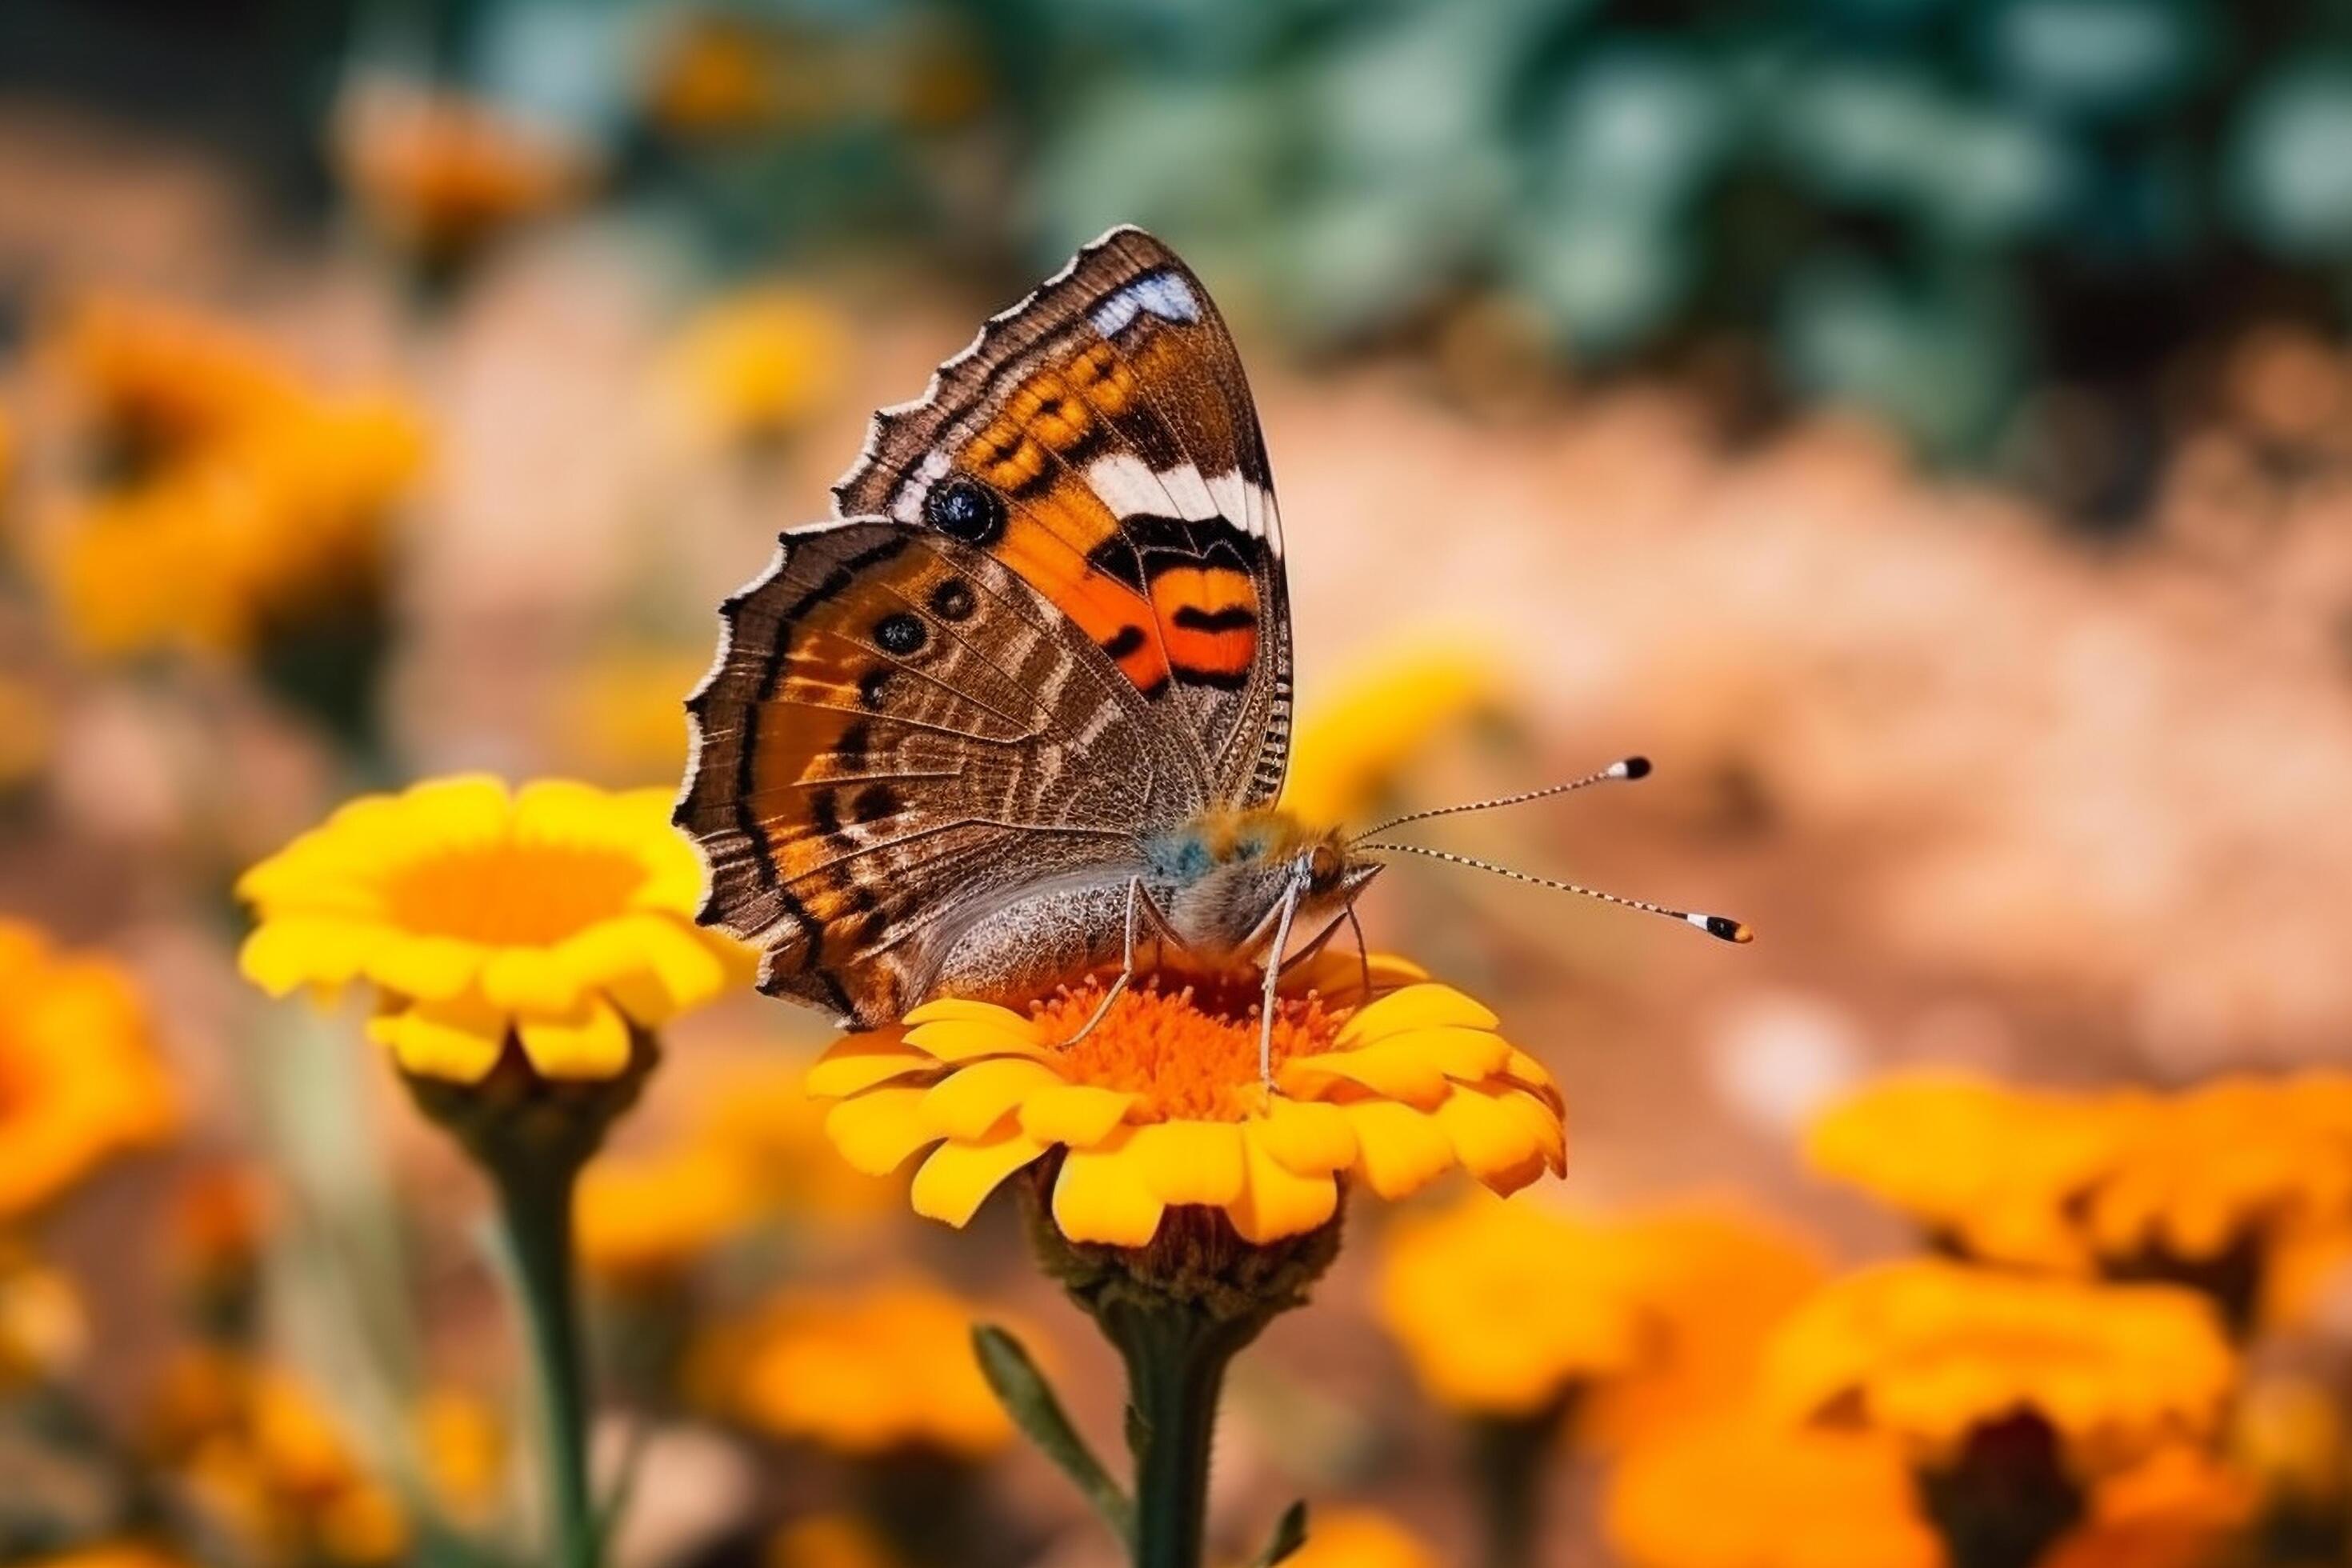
[924,476,1006,546]
[875,613,928,655]
[929,578,978,622]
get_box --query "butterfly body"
[678,228,1366,1029]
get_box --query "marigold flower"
[1377,1195,1664,1418]
[1280,639,1511,826]
[577,1144,756,1286]
[333,78,589,268]
[690,1278,1014,1459]
[810,951,1562,1247]
[145,1349,407,1566]
[1762,1259,2236,1474]
[1280,1508,1440,1568]
[22,1548,198,1568]
[0,920,175,1222]
[238,776,748,1084]
[766,1513,904,1568]
[1606,1414,1941,1568]
[2042,1444,2254,1568]
[52,293,304,462]
[413,1387,506,1525]
[0,1244,86,1390]
[1805,1071,2143,1273]
[660,286,847,452]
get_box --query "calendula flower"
[51,293,302,466]
[1805,1072,2144,1274]
[238,776,747,1086]
[1281,1509,1439,1568]
[1762,1260,2236,1474]
[577,1144,755,1286]
[813,951,1561,1248]
[0,920,175,1222]
[333,77,590,272]
[54,390,426,660]
[146,1349,408,1566]
[1377,1194,1663,1419]
[1281,640,1511,826]
[660,286,847,452]
[690,1278,1014,1459]
[1606,1414,1941,1568]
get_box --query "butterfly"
[675,227,1746,1046]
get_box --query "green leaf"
[1250,1500,1311,1568]
[973,1325,1137,1548]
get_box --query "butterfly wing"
[677,519,1208,1026]
[834,226,1294,810]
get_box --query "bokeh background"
[9,1,2352,1565]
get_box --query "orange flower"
[576,1144,754,1285]
[51,293,303,461]
[334,77,589,266]
[1606,1413,1942,1568]
[2043,1444,2254,1568]
[690,1278,1014,1459]
[810,951,1562,1247]
[0,920,175,1221]
[1282,1508,1440,1568]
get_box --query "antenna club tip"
[1700,914,1754,944]
[1615,755,1653,781]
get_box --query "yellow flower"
[576,1144,755,1285]
[238,776,749,1083]
[1805,1072,2144,1273]
[54,390,426,659]
[1762,1260,2236,1474]
[810,951,1563,1247]
[0,920,175,1222]
[1281,1508,1440,1568]
[690,1278,1014,1460]
[334,78,589,266]
[146,1349,407,1566]
[1606,1414,1942,1568]
[51,293,303,462]
[694,1058,896,1224]
[661,286,847,451]
[1280,639,1511,826]
[0,1244,86,1390]
[767,1513,903,1568]
[1378,1195,1663,1418]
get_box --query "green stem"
[1107,1301,1249,1568]
[490,1154,598,1568]
[1469,1399,1569,1568]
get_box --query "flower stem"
[1109,1299,1250,1568]
[490,1153,598,1568]
[1469,1398,1570,1568]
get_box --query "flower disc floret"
[808,951,1564,1247]
[238,777,749,1083]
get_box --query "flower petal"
[1342,1101,1462,1200]
[368,997,505,1084]
[910,1133,1048,1226]
[1250,1098,1358,1176]
[478,946,587,1014]
[1229,1135,1340,1245]
[239,917,368,998]
[1054,1134,1166,1246]
[807,1037,935,1098]
[1126,1122,1246,1207]
[1336,983,1498,1047]
[359,933,484,1003]
[919,1058,1066,1141]
[825,1088,938,1175]
[1434,1086,1547,1191]
[1283,1046,1450,1108]
[1016,1083,1139,1148]
[516,997,633,1080]
[903,1016,1053,1066]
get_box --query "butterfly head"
[1146,809,1382,969]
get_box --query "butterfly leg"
[1257,862,1313,1087]
[1063,877,1176,1046]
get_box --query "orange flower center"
[383,842,646,946]
[1030,976,1350,1122]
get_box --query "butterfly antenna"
[1355,840,1754,943]
[1350,756,1653,843]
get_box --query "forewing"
[835,226,1294,809]
[677,519,1203,1026]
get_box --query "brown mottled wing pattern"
[677,519,1206,1026]
[834,226,1293,810]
